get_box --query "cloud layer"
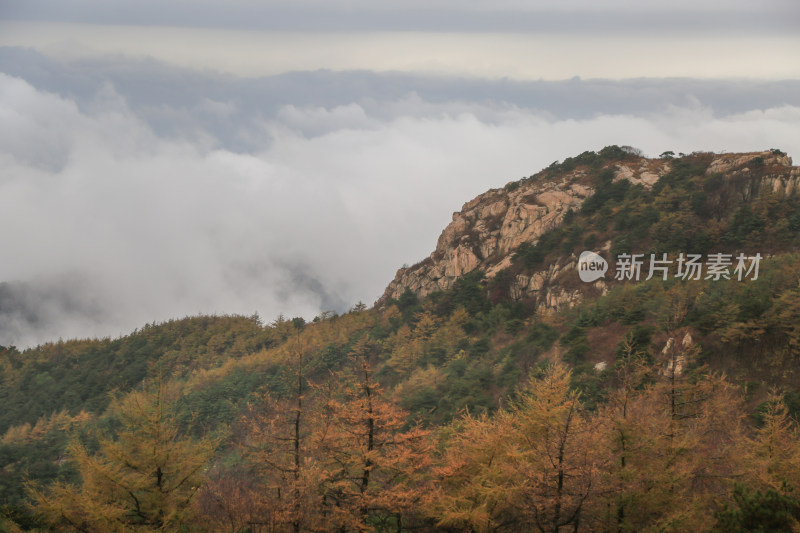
[2,22,799,80]
[1,0,796,33]
[1,62,800,347]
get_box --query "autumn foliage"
[7,240,800,531]
[11,299,800,532]
[28,383,220,531]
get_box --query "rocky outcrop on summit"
[706,151,799,200]
[378,150,798,310]
[381,177,593,303]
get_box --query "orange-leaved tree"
[237,331,329,533]
[317,336,432,531]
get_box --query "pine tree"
[429,363,596,532]
[504,362,596,532]
[426,412,511,532]
[744,391,800,493]
[318,337,431,531]
[590,335,746,531]
[28,383,219,532]
[239,331,327,532]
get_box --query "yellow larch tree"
[428,362,596,533]
[28,383,219,532]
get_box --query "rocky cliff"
[378,149,798,310]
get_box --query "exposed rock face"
[705,151,791,175]
[703,151,799,205]
[614,159,672,188]
[381,174,594,303]
[378,151,797,311]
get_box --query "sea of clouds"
[1,49,799,347]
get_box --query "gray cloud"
[1,57,800,347]
[2,47,800,155]
[0,276,108,347]
[1,0,797,34]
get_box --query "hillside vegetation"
[4,147,800,531]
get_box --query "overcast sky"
[0,1,799,346]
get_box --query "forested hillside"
[4,148,800,531]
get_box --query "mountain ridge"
[379,147,798,311]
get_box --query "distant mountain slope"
[0,315,273,435]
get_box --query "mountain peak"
[378,147,798,310]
